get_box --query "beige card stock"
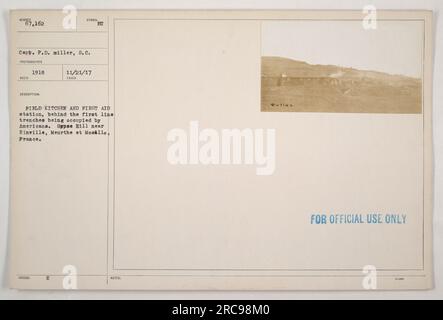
[8,10,434,290]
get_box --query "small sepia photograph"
[261,20,424,114]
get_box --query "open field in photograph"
[261,56,422,114]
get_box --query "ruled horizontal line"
[17,47,108,49]
[17,79,108,82]
[17,30,108,33]
[16,63,109,66]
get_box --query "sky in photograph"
[262,20,424,78]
